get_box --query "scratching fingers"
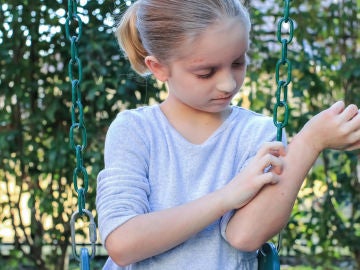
[260,153,284,175]
[256,141,286,158]
[258,171,281,185]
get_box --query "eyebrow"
[187,58,210,70]
[189,53,248,71]
[189,64,213,71]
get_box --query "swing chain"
[65,0,96,267]
[272,0,294,253]
[65,0,88,215]
[273,0,294,141]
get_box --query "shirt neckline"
[154,104,237,147]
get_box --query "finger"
[346,129,360,150]
[257,141,286,157]
[270,161,284,175]
[341,112,360,141]
[339,104,359,122]
[347,111,360,131]
[345,141,360,151]
[328,100,345,115]
[258,171,281,185]
[269,146,287,157]
[261,154,284,174]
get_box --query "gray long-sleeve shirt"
[96,105,281,269]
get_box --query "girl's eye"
[196,69,215,79]
[233,54,249,68]
[232,61,246,68]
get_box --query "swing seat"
[257,242,280,270]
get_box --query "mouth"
[213,95,233,101]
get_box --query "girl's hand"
[221,141,286,210]
[302,101,360,152]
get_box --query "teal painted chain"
[65,0,88,214]
[273,0,294,141]
[65,0,97,266]
[273,0,294,253]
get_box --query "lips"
[213,95,232,100]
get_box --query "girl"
[96,0,360,269]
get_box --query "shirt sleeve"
[96,111,151,246]
[220,210,235,241]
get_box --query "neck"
[160,99,231,124]
[159,99,232,145]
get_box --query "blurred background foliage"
[0,0,359,269]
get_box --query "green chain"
[65,0,88,215]
[65,0,97,266]
[272,0,294,252]
[273,0,293,141]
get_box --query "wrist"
[213,186,236,215]
[293,126,324,155]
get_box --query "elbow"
[110,257,133,268]
[226,231,264,252]
[225,219,286,252]
[107,246,132,267]
[106,235,136,267]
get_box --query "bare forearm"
[106,190,228,266]
[226,130,321,251]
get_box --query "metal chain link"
[273,0,294,253]
[273,0,294,141]
[65,0,97,267]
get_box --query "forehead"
[176,17,249,66]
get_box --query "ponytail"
[116,2,149,76]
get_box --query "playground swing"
[63,0,294,269]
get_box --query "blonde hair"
[116,0,251,76]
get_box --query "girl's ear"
[145,56,169,82]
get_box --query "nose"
[216,71,237,93]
